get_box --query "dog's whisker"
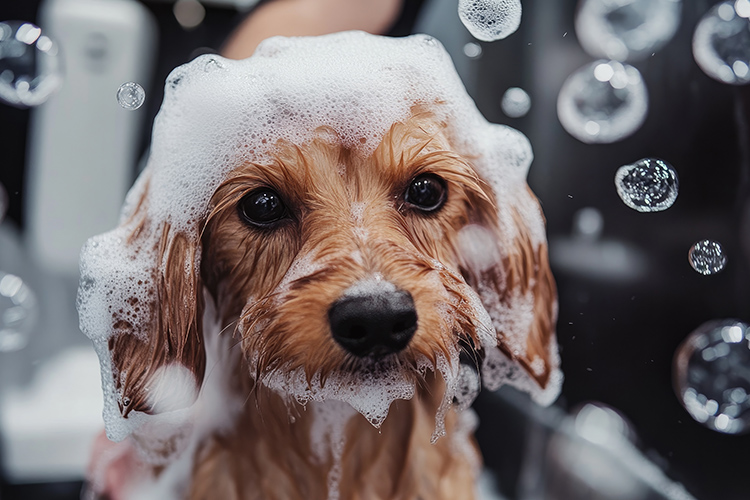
[218,319,238,337]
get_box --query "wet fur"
[102,109,556,499]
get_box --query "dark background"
[2,0,749,499]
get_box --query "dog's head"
[79,32,561,441]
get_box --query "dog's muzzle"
[328,288,418,357]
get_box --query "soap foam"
[310,401,358,500]
[261,356,418,428]
[127,294,244,499]
[78,31,559,452]
[457,224,502,274]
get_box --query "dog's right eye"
[238,189,288,227]
[404,174,447,213]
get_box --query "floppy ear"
[500,205,558,389]
[457,186,559,395]
[106,181,206,418]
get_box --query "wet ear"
[108,186,206,418]
[458,195,559,393]
[501,209,558,389]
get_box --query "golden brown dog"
[81,33,560,500]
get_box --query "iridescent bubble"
[615,158,678,212]
[0,182,7,223]
[689,239,727,275]
[575,0,682,62]
[557,60,648,144]
[0,271,38,352]
[693,1,750,85]
[501,86,531,118]
[674,319,750,434]
[0,20,62,108]
[458,0,522,42]
[116,81,145,110]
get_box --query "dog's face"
[203,112,494,384]
[78,32,561,443]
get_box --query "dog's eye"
[238,189,287,227]
[405,174,447,212]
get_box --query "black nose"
[328,288,418,357]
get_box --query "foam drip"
[128,294,244,499]
[310,401,357,500]
[432,350,461,443]
[261,358,418,428]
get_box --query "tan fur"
[103,108,556,499]
[189,375,476,500]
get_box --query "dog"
[79,32,561,499]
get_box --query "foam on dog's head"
[78,31,557,443]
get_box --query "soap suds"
[128,294,244,499]
[310,401,357,500]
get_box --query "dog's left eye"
[238,189,288,227]
[405,174,447,212]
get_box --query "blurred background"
[1,0,749,498]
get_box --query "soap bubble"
[689,239,727,275]
[0,271,38,352]
[693,1,750,85]
[575,0,682,62]
[458,0,522,42]
[0,182,7,223]
[557,60,648,144]
[463,42,483,59]
[614,158,678,212]
[674,319,750,434]
[116,81,145,110]
[0,20,62,108]
[501,86,531,118]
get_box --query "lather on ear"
[105,179,207,418]
[457,183,559,394]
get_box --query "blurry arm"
[221,0,403,59]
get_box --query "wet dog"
[80,33,560,500]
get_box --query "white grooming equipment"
[25,0,157,275]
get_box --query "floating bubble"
[501,86,531,118]
[0,182,7,223]
[0,271,39,352]
[463,42,483,59]
[116,81,145,110]
[458,0,522,42]
[557,60,648,144]
[146,363,198,413]
[0,20,62,108]
[674,319,750,434]
[693,1,750,85]
[575,0,682,62]
[614,158,678,212]
[688,239,727,275]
